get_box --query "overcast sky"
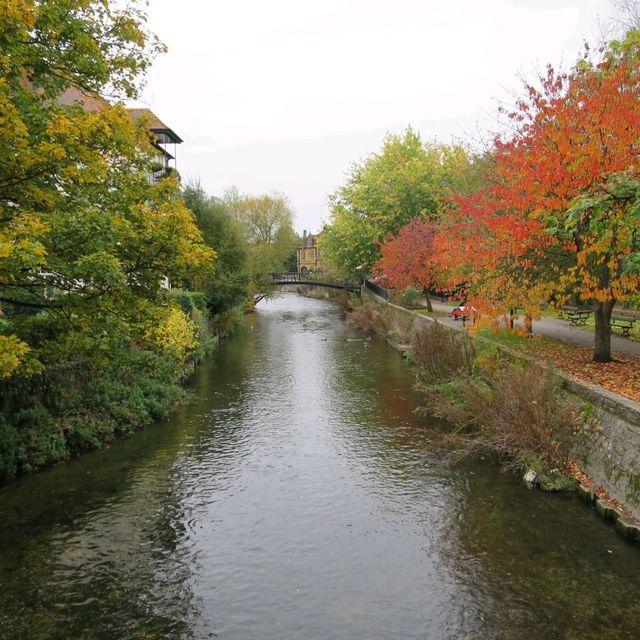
[137,0,614,233]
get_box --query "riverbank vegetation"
[349,298,578,489]
[181,183,299,311]
[410,323,577,490]
[0,1,213,479]
[321,20,640,364]
[0,1,299,480]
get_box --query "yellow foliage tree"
[144,307,197,366]
[0,1,215,376]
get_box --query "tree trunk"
[423,289,433,312]
[525,314,533,334]
[593,300,615,363]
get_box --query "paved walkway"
[426,301,640,357]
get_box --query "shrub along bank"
[349,297,580,490]
[0,292,240,481]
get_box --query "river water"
[1,294,639,639]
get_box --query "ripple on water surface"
[1,294,640,639]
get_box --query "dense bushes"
[0,346,188,480]
[0,408,67,476]
[0,287,251,481]
[411,321,576,485]
[0,280,256,481]
[0,294,229,481]
[169,289,208,315]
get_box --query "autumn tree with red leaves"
[435,191,549,319]
[373,218,441,311]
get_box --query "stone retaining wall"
[362,286,640,532]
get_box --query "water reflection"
[0,454,200,638]
[442,459,640,639]
[0,293,639,639]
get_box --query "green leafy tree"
[320,128,480,278]
[182,182,249,314]
[0,1,214,376]
[0,0,219,478]
[231,193,298,288]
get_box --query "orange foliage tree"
[437,32,640,362]
[435,191,549,320]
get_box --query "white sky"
[138,0,614,233]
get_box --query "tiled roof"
[126,108,183,143]
[26,81,183,144]
[56,86,108,112]
[127,108,170,130]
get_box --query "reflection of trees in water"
[324,321,640,639]
[439,459,640,640]
[320,318,493,637]
[0,456,198,638]
[51,472,198,638]
[323,330,441,477]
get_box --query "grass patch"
[476,327,532,350]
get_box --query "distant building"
[55,88,182,183]
[297,230,323,277]
[126,108,183,182]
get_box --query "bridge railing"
[269,272,361,292]
[270,272,300,282]
[363,278,389,300]
[268,274,402,300]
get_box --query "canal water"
[1,294,639,639]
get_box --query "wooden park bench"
[610,315,637,337]
[557,305,578,320]
[566,309,591,326]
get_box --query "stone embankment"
[361,286,640,541]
